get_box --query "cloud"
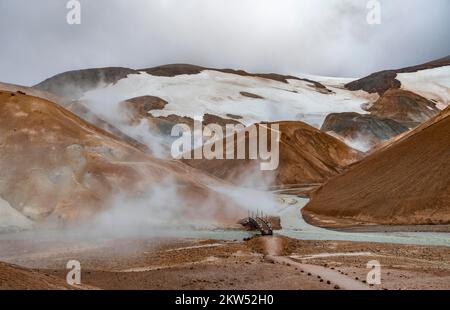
[0,0,449,85]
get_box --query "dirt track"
[268,256,371,290]
[1,235,449,290]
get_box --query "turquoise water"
[276,195,450,247]
[1,195,448,247]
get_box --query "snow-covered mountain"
[78,70,370,129]
[34,59,450,154]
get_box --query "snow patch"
[294,73,357,88]
[397,66,450,109]
[83,70,369,129]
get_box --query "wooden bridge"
[240,211,274,236]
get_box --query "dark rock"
[345,56,450,95]
[321,112,410,150]
[240,92,264,99]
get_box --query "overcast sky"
[0,0,449,86]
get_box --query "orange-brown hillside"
[368,89,440,125]
[0,90,244,226]
[183,121,362,189]
[304,107,450,226]
[0,262,72,290]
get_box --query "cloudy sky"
[0,0,449,85]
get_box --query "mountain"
[0,90,245,226]
[183,121,362,189]
[2,57,449,229]
[321,112,409,151]
[33,60,449,157]
[121,95,242,135]
[304,106,450,226]
[0,82,149,152]
[320,57,450,150]
[345,55,450,96]
[34,67,138,100]
[367,89,440,126]
[33,64,370,130]
[34,64,333,100]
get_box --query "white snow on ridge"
[397,66,450,110]
[294,73,357,88]
[83,70,369,129]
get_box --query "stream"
[0,194,448,247]
[276,195,450,247]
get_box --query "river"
[276,195,450,247]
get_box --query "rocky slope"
[322,58,449,150]
[34,67,137,100]
[304,107,450,226]
[183,121,362,188]
[0,90,245,227]
[321,112,409,151]
[345,55,450,96]
[0,262,72,290]
[367,89,440,125]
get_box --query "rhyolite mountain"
[304,106,450,226]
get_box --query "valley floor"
[0,235,449,290]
